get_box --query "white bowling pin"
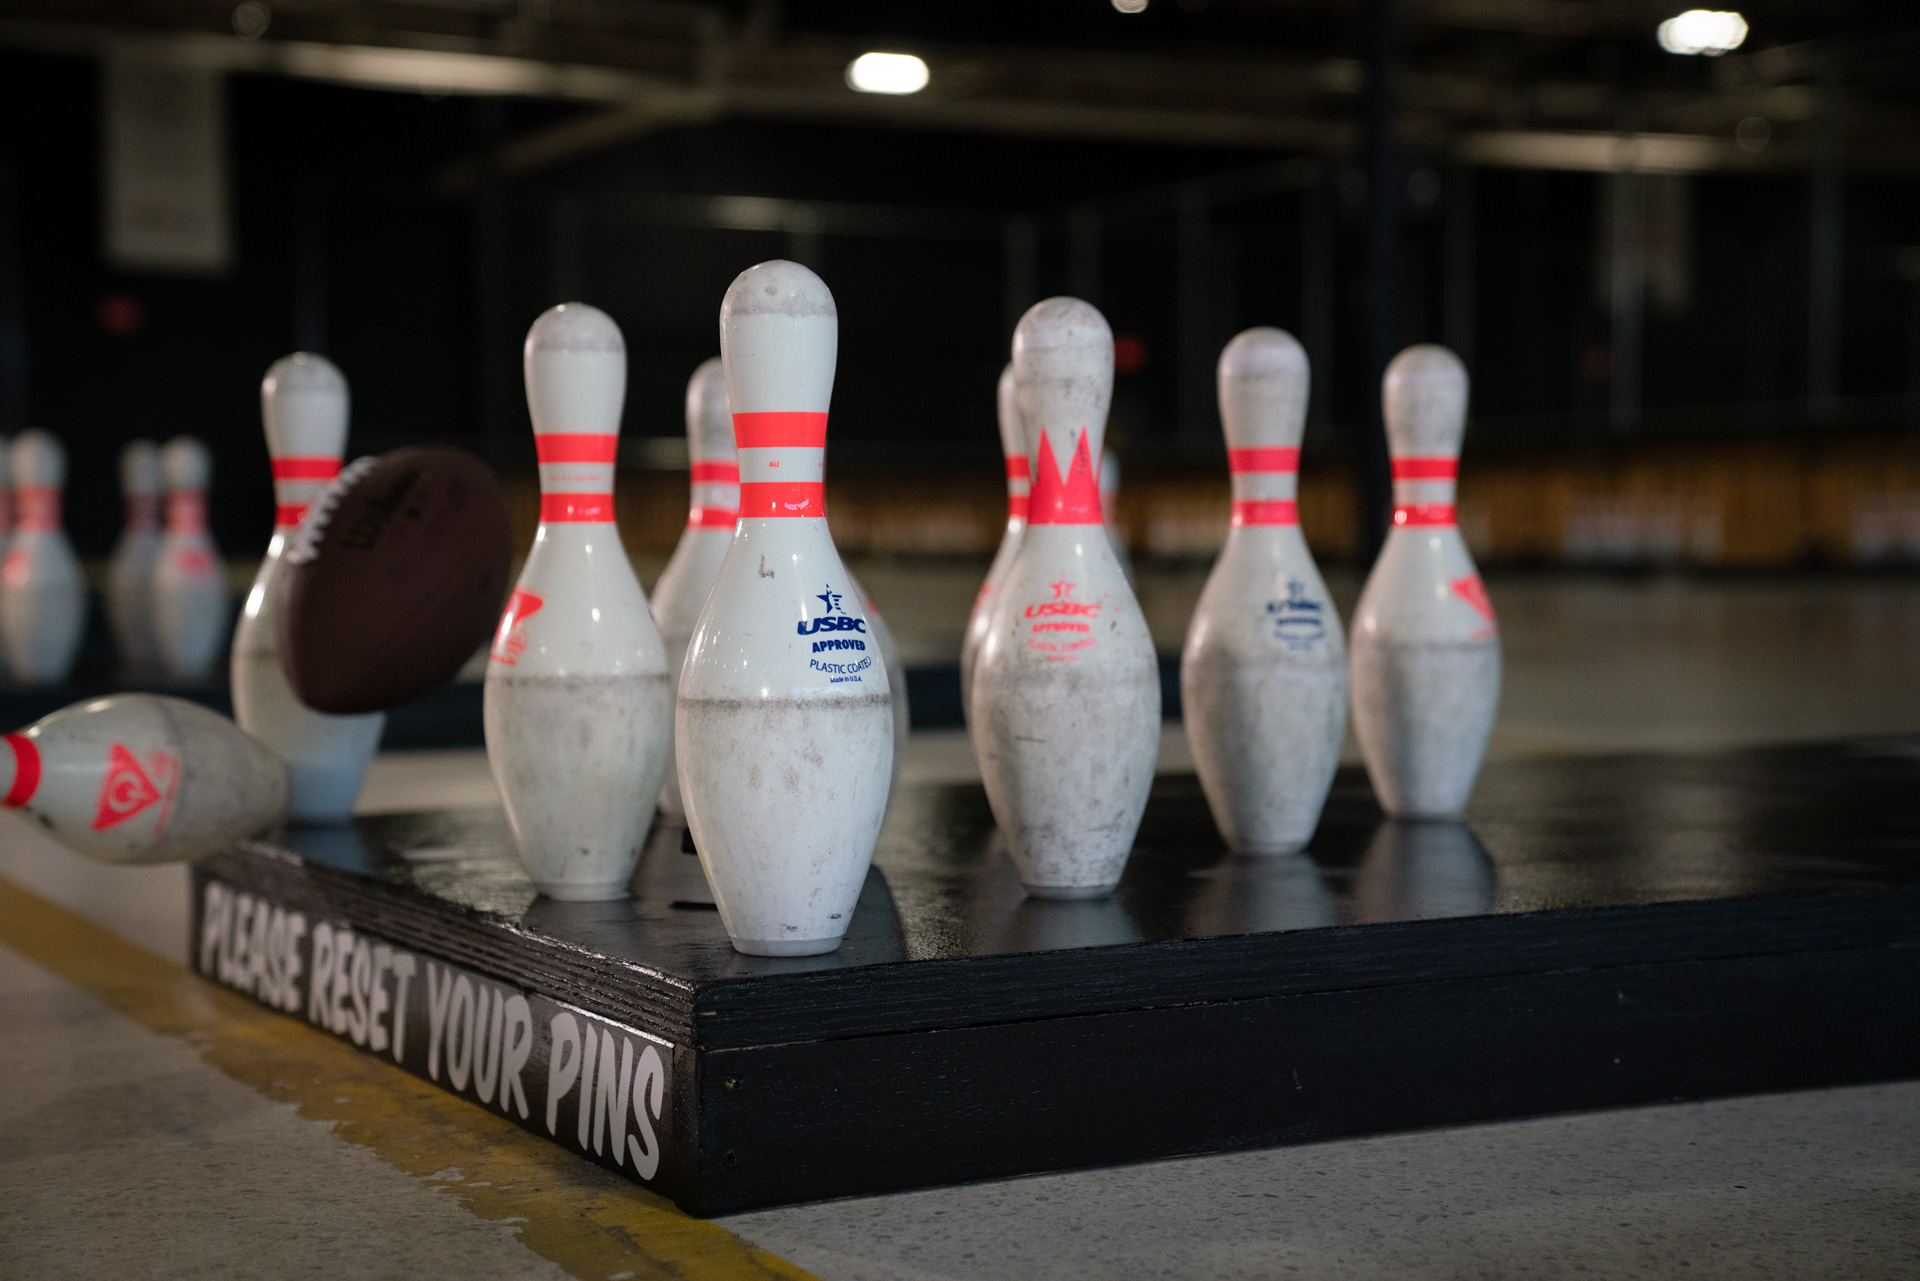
[971,298,1159,899]
[152,436,229,681]
[1350,344,1501,819]
[106,439,163,672]
[0,430,86,685]
[960,363,1027,722]
[484,303,672,901]
[648,357,737,818]
[1181,329,1347,855]
[677,260,893,956]
[1100,447,1135,582]
[232,354,386,823]
[1,693,287,863]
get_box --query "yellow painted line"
[0,874,818,1281]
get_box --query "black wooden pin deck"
[191,743,1920,1215]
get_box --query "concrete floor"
[5,569,1920,1279]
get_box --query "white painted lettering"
[500,995,532,1120]
[329,928,356,1036]
[426,963,454,1081]
[628,1044,665,1179]
[228,894,252,986]
[367,945,394,1054]
[308,924,335,1025]
[472,984,502,1105]
[576,1025,600,1149]
[546,1012,581,1135]
[246,901,272,1002]
[281,914,307,1014]
[593,1033,632,1160]
[198,882,229,976]
[262,908,286,1007]
[346,937,372,1046]
[447,975,474,1092]
[388,953,415,1060]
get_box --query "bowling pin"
[1,693,287,863]
[677,260,893,956]
[484,303,672,901]
[232,354,386,823]
[153,436,229,681]
[1350,345,1500,819]
[972,298,1159,899]
[1100,448,1135,582]
[960,363,1027,722]
[648,357,737,818]
[106,439,163,672]
[0,430,86,685]
[1181,329,1346,854]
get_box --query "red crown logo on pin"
[1028,429,1102,526]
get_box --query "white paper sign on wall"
[102,49,232,275]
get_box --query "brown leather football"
[274,446,513,714]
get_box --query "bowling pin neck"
[1,731,39,808]
[166,490,208,537]
[1389,456,1458,528]
[1005,454,1030,524]
[271,455,342,530]
[687,459,740,529]
[735,411,826,520]
[124,493,160,535]
[1228,447,1300,528]
[16,485,61,532]
[534,431,617,525]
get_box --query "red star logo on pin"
[1048,578,1076,601]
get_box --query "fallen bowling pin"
[1,693,288,864]
[677,259,893,956]
[232,354,385,823]
[648,357,738,819]
[153,436,230,681]
[971,297,1159,899]
[0,429,87,685]
[106,439,164,672]
[1349,344,1501,819]
[484,303,673,901]
[960,363,1027,724]
[1181,328,1346,854]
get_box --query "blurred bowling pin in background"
[960,363,1027,722]
[153,436,229,681]
[1100,447,1134,583]
[232,354,386,823]
[106,439,163,672]
[485,303,672,901]
[0,430,86,685]
[1,693,286,864]
[972,298,1158,899]
[677,260,893,956]
[0,432,13,678]
[648,357,737,818]
[1350,345,1500,819]
[1181,329,1346,855]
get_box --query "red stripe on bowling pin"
[690,461,739,483]
[1232,500,1300,526]
[739,482,825,518]
[1228,447,1301,474]
[3,733,41,807]
[535,434,620,464]
[16,486,60,532]
[734,412,828,449]
[271,457,342,481]
[687,506,739,529]
[1393,503,1457,527]
[1391,457,1458,480]
[166,492,207,535]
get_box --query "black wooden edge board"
[205,843,701,1044]
[689,887,1920,1050]
[685,942,1920,1214]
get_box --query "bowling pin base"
[191,744,1920,1218]
[1021,883,1114,901]
[538,881,633,902]
[730,936,843,957]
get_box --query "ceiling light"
[846,52,929,95]
[1113,0,1149,11]
[1657,10,1748,56]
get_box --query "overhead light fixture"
[1657,10,1748,56]
[1113,0,1149,12]
[846,52,929,95]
